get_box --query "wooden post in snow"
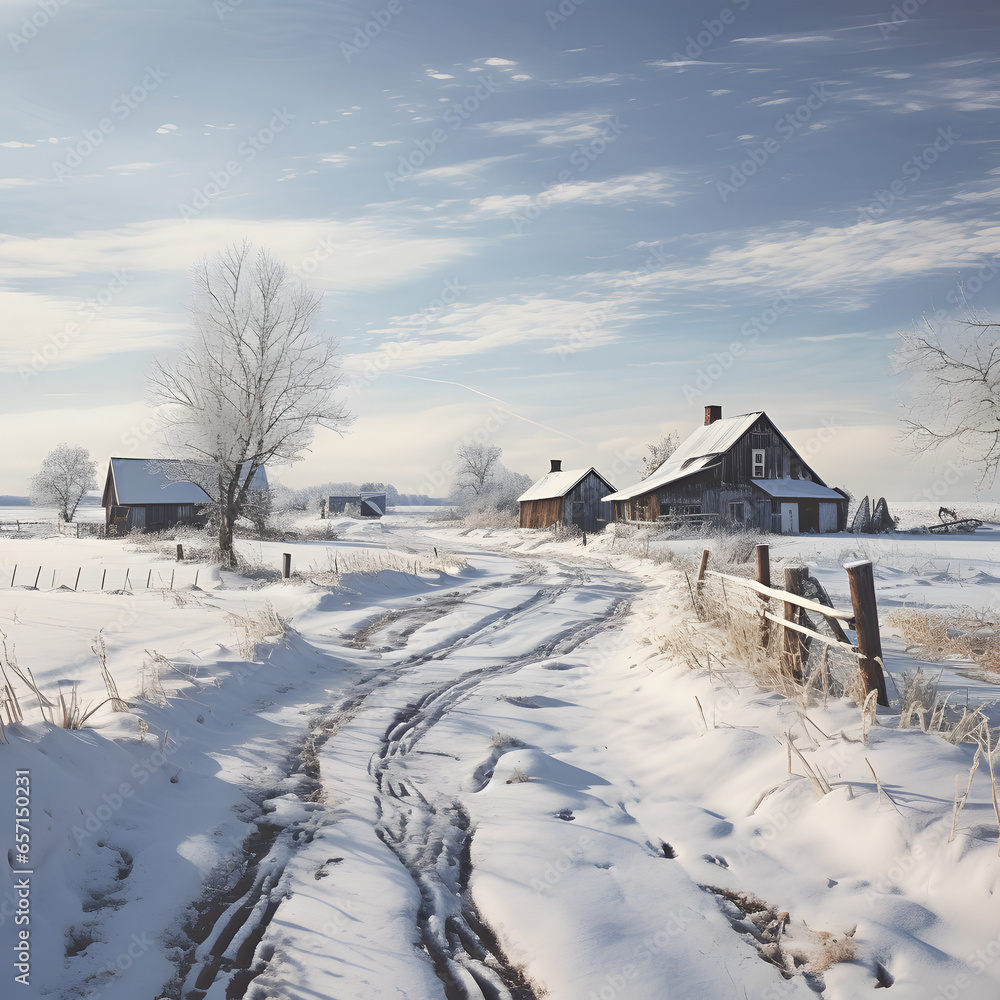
[846,560,889,707]
[176,543,184,562]
[756,544,771,650]
[697,548,710,588]
[282,553,292,580]
[781,566,809,680]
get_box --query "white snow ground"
[0,507,999,1000]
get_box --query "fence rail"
[697,543,888,707]
[707,571,855,622]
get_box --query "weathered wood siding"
[105,501,205,535]
[520,497,564,529]
[720,416,812,485]
[521,470,613,531]
[609,414,846,532]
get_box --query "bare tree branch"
[893,312,1000,489]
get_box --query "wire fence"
[0,563,214,592]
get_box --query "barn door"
[819,503,838,533]
[780,502,799,534]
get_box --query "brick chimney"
[704,405,722,426]
[550,459,562,473]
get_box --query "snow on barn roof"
[750,479,844,500]
[603,411,763,502]
[518,468,607,503]
[107,458,267,505]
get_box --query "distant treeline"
[272,482,448,510]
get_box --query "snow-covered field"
[1,508,1000,999]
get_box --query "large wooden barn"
[102,458,268,534]
[603,407,848,534]
[518,460,616,533]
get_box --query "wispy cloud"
[415,155,521,183]
[348,291,657,370]
[470,171,678,214]
[0,218,477,288]
[475,111,615,145]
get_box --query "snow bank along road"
[4,521,1000,999]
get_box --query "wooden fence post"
[756,544,771,649]
[176,543,184,562]
[780,566,809,680]
[697,548,710,588]
[282,553,292,580]
[845,560,889,707]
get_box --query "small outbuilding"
[328,493,387,518]
[603,406,848,534]
[518,460,616,533]
[102,458,268,534]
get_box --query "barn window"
[752,449,765,478]
[178,504,193,520]
[728,501,745,523]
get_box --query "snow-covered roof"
[107,458,267,505]
[518,468,611,503]
[750,479,845,500]
[603,412,763,502]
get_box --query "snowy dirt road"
[175,555,644,1000]
[7,518,1000,1000]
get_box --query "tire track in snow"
[165,558,633,999]
[370,580,634,999]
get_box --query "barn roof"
[750,479,844,500]
[518,467,613,503]
[603,411,763,502]
[105,458,267,505]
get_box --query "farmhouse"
[518,460,616,533]
[102,458,268,534]
[603,406,848,534]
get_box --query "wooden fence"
[700,543,888,708]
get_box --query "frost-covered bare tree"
[455,443,502,496]
[29,444,97,522]
[149,241,351,566]
[893,314,1000,488]
[448,444,529,518]
[637,431,679,479]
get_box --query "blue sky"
[2,0,999,500]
